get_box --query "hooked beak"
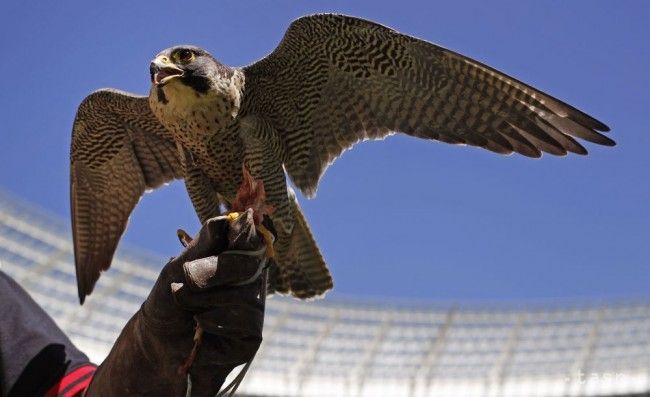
[150,56,184,86]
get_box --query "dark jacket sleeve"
[0,271,95,397]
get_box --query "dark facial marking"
[149,63,156,83]
[181,74,211,94]
[157,86,168,104]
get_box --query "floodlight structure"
[0,191,648,397]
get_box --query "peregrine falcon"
[71,14,614,303]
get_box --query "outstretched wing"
[71,89,182,303]
[242,14,614,197]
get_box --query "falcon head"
[148,45,243,126]
[149,45,234,100]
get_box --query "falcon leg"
[182,151,222,224]
[239,116,294,238]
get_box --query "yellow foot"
[226,212,241,223]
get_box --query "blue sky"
[1,1,648,302]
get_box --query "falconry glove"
[85,210,268,397]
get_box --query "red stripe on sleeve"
[44,364,96,397]
[59,372,94,397]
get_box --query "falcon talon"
[176,228,193,247]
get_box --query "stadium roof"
[1,190,649,397]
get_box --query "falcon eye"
[175,49,194,63]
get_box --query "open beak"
[150,56,184,86]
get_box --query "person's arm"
[0,272,95,397]
[85,210,267,396]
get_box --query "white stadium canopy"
[1,191,649,397]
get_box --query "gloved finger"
[172,278,262,312]
[183,251,266,291]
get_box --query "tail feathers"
[270,200,333,299]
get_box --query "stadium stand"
[0,190,648,397]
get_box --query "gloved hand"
[86,209,268,396]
